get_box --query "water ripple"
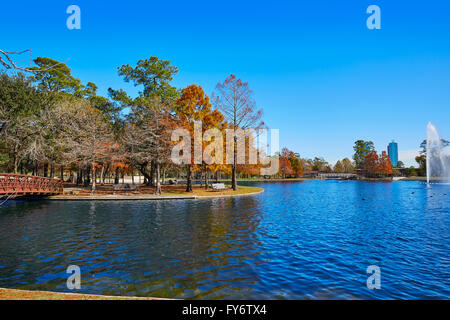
[0,181,448,299]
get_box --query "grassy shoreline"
[0,288,166,300]
[186,177,434,182]
[43,185,264,200]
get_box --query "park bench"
[211,183,226,191]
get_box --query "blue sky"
[2,0,450,166]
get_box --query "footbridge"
[318,173,357,179]
[0,173,63,197]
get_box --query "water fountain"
[426,122,450,183]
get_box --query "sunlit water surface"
[0,181,448,299]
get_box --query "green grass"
[0,288,164,300]
[162,185,264,197]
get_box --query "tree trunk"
[43,163,48,177]
[205,168,209,190]
[13,144,19,174]
[149,160,155,187]
[84,166,91,187]
[232,134,238,190]
[186,165,193,192]
[13,159,18,174]
[102,164,109,184]
[76,167,83,185]
[60,166,64,181]
[114,167,120,184]
[139,163,152,186]
[99,166,105,185]
[155,162,161,195]
[91,164,96,193]
[232,164,238,190]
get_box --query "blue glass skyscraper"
[387,141,398,167]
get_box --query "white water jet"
[426,122,450,184]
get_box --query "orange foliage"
[364,150,393,176]
[279,156,294,177]
[175,84,229,184]
[379,151,393,175]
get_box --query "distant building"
[387,141,398,167]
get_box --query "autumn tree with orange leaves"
[379,151,393,176]
[278,148,293,178]
[277,148,304,178]
[175,84,227,191]
[279,157,294,177]
[213,75,263,190]
[288,151,304,177]
[364,151,379,177]
[364,150,393,177]
[237,132,262,177]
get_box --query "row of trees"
[364,151,393,177]
[277,147,355,178]
[277,139,392,179]
[352,140,393,177]
[0,56,263,193]
[353,138,449,178]
[3,52,440,186]
[237,136,449,179]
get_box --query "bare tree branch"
[0,49,70,73]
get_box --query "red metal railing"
[0,173,63,196]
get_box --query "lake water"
[0,181,448,299]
